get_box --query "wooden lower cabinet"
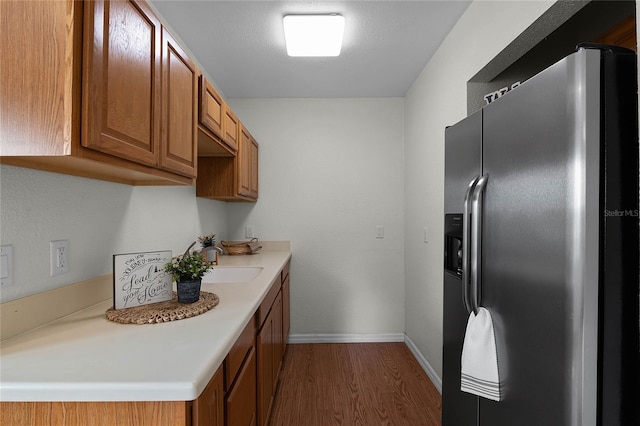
[257,290,284,426]
[193,365,224,426]
[272,292,284,384]
[282,272,291,353]
[257,310,275,426]
[226,347,257,426]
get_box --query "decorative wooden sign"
[113,251,173,310]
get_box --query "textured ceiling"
[151,0,471,98]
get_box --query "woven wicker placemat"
[105,291,219,325]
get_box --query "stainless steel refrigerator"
[443,45,639,426]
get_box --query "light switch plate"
[1,245,14,287]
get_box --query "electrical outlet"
[376,225,384,239]
[50,240,69,276]
[245,225,255,239]
[0,245,13,287]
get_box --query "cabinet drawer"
[257,278,281,329]
[281,261,290,283]
[225,318,256,391]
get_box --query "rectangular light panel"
[283,15,345,57]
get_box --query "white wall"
[227,98,405,337]
[0,165,228,302]
[403,0,556,378]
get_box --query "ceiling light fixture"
[283,14,345,57]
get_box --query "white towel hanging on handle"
[460,307,502,401]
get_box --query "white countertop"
[0,248,291,402]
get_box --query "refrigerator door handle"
[462,176,479,314]
[470,174,489,314]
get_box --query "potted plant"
[165,242,214,303]
[198,233,219,264]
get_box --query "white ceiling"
[151,0,471,98]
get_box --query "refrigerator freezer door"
[444,110,482,215]
[443,111,482,425]
[479,49,601,425]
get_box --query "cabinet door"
[223,106,239,152]
[227,346,257,426]
[0,0,79,156]
[272,292,283,388]
[282,274,290,352]
[82,0,161,167]
[257,314,274,426]
[238,126,252,197]
[199,77,224,140]
[249,136,259,199]
[238,126,259,199]
[193,366,224,426]
[159,27,197,178]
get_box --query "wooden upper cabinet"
[198,77,235,156]
[160,28,198,178]
[82,0,162,167]
[593,14,636,52]
[223,105,240,152]
[249,135,259,199]
[238,126,259,199]
[238,126,252,197]
[0,0,82,156]
[0,0,196,185]
[199,77,224,140]
[196,123,258,202]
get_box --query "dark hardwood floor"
[269,343,442,426]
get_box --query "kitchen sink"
[202,267,263,283]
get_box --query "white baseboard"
[287,332,443,395]
[288,333,405,344]
[404,335,442,394]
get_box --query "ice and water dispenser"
[444,214,463,277]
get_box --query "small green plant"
[197,233,217,247]
[165,242,214,282]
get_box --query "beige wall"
[0,166,228,302]
[227,98,406,339]
[403,0,557,385]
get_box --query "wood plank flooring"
[269,343,442,426]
